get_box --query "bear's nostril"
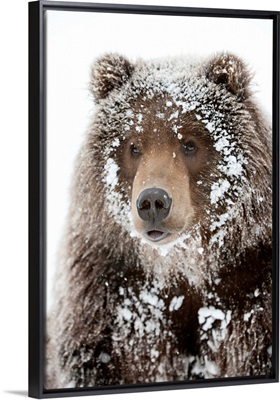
[140,200,151,211]
[137,188,172,222]
[155,199,164,210]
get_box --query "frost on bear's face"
[90,53,271,255]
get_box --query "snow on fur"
[46,52,272,389]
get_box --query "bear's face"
[90,53,259,248]
[124,100,218,245]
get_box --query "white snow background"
[1,0,279,399]
[46,9,272,311]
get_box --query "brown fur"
[46,53,272,388]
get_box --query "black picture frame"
[29,1,280,398]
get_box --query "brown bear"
[46,52,272,389]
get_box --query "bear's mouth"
[146,230,170,242]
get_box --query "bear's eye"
[130,143,141,157]
[182,141,197,155]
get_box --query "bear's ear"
[205,53,253,101]
[90,53,135,101]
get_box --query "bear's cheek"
[130,153,195,242]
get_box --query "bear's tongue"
[147,230,164,240]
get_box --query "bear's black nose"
[137,188,172,222]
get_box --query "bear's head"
[89,53,271,252]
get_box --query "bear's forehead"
[104,74,236,138]
[128,63,202,102]
[116,98,210,144]
[105,60,238,122]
